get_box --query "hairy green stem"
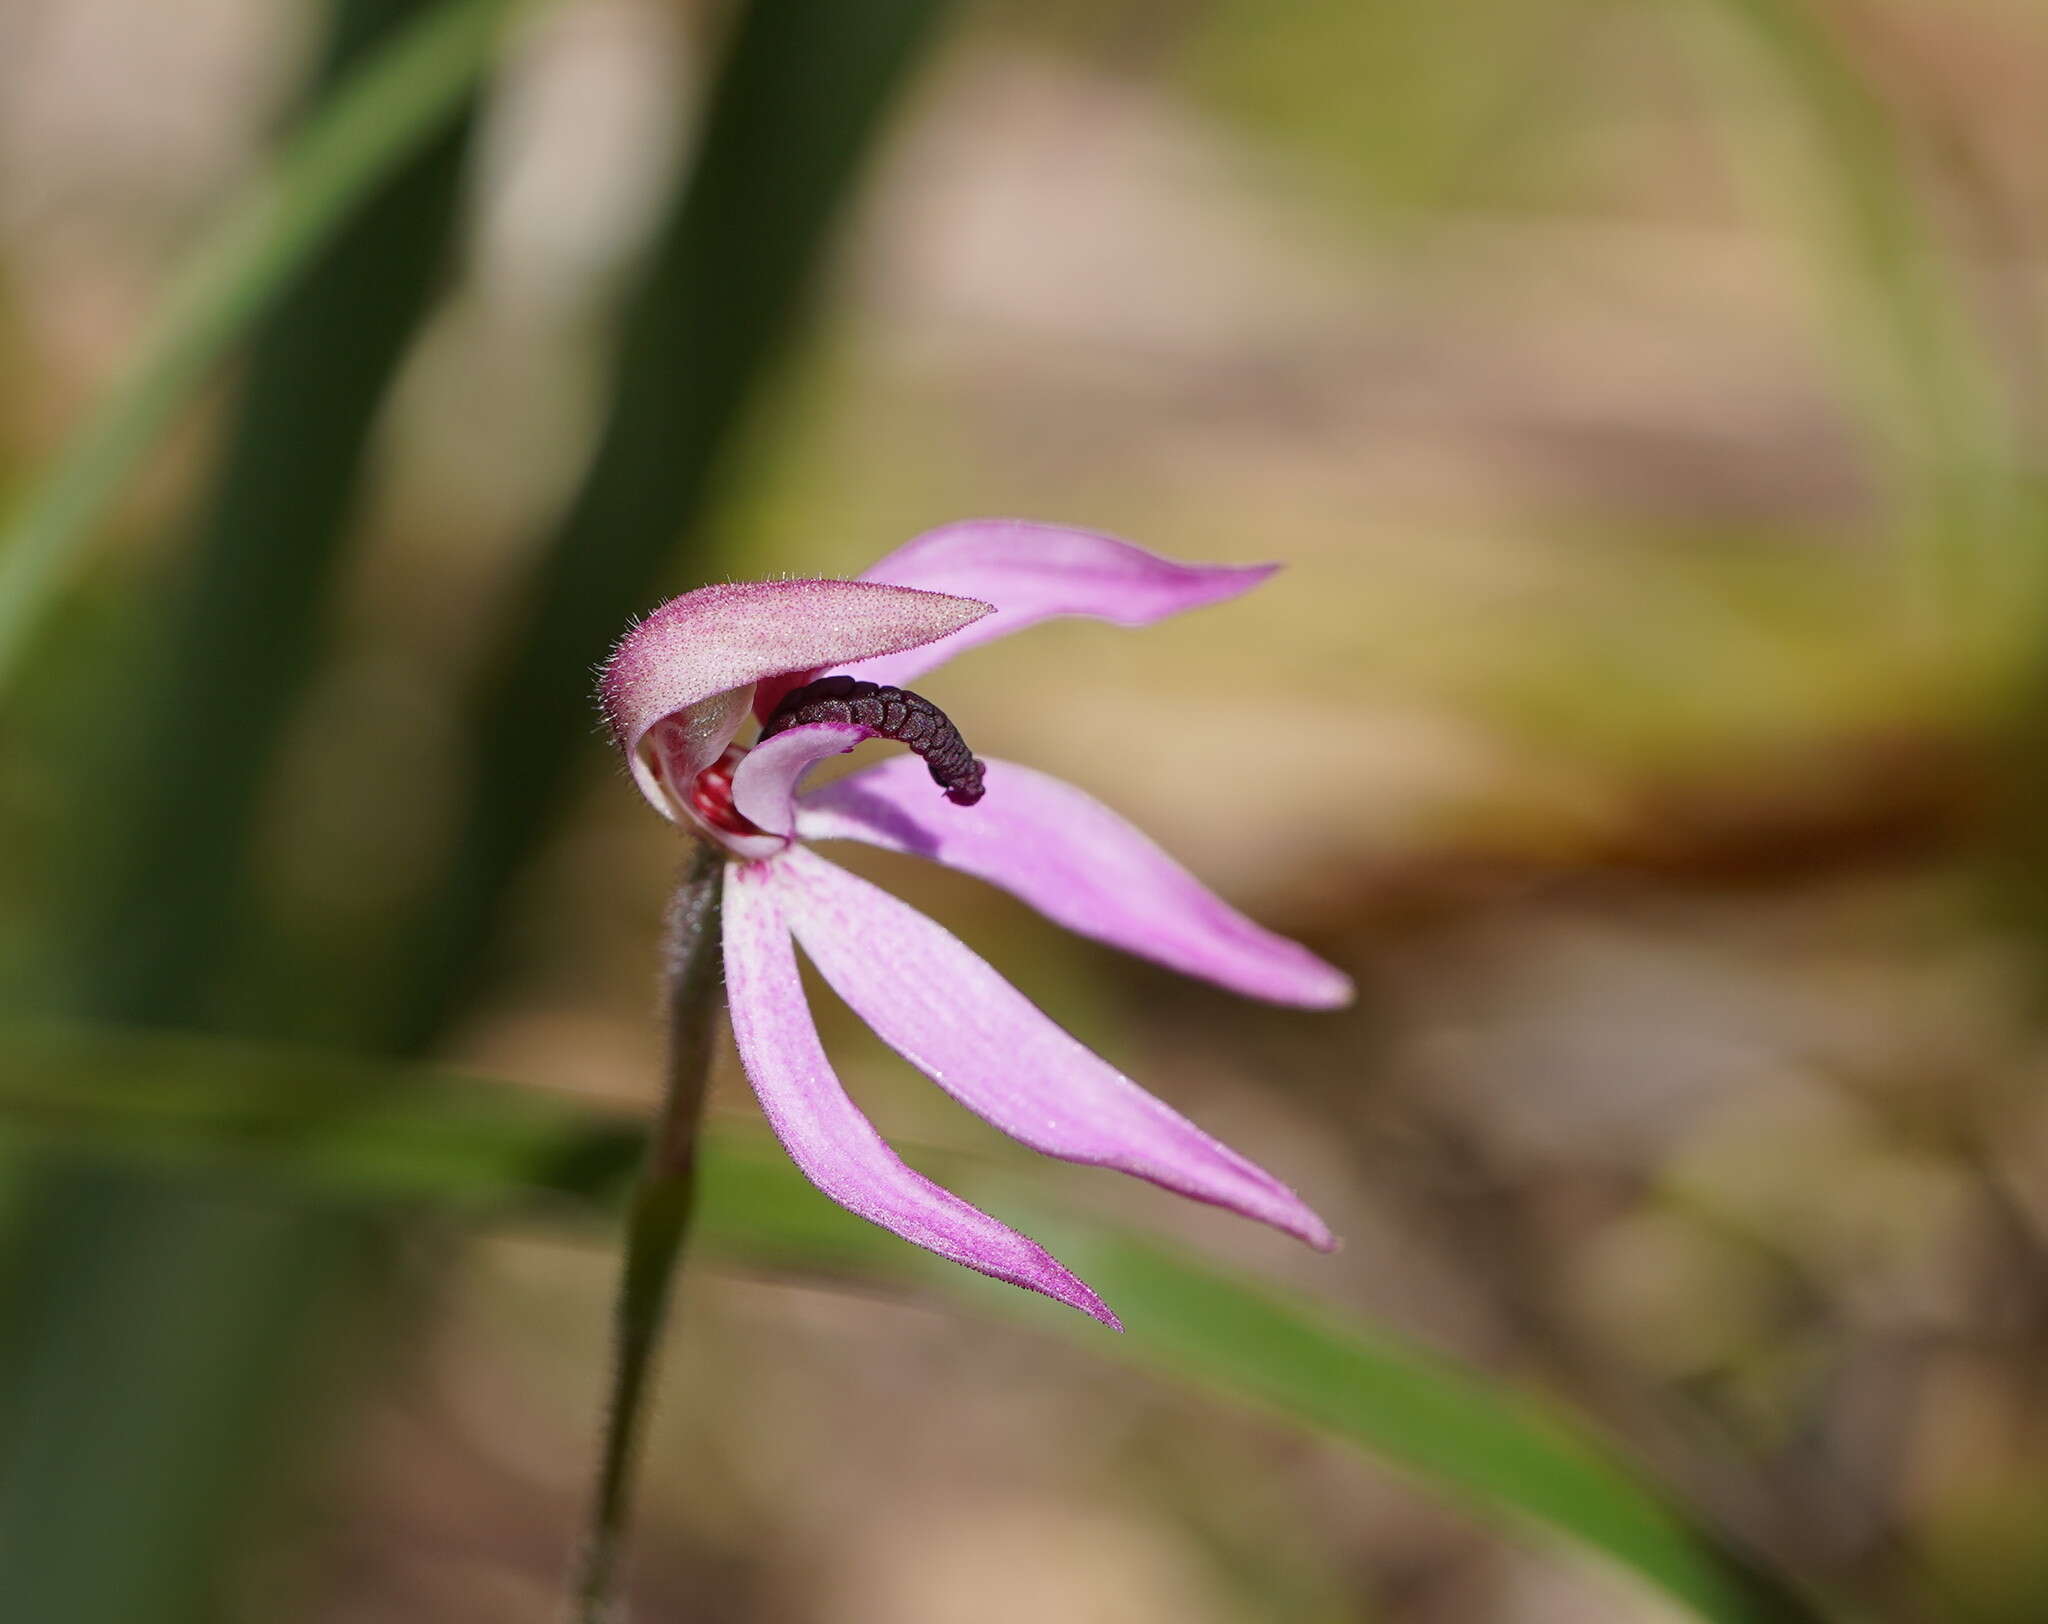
[570,842,724,1623]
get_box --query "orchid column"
[571,520,1351,1618]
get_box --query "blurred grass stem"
[571,842,724,1623]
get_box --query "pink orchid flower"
[601,520,1351,1328]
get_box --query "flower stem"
[569,842,724,1623]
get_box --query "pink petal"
[774,847,1336,1251]
[796,755,1354,1009]
[758,521,1275,705]
[601,579,989,819]
[723,859,1120,1327]
[730,722,866,839]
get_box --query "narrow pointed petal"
[723,860,1120,1327]
[775,848,1336,1251]
[825,520,1276,690]
[797,755,1354,1008]
[600,579,989,818]
[730,722,868,839]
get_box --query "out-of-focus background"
[5,1,2048,1621]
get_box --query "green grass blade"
[0,1022,643,1215]
[68,0,485,1030]
[0,1020,1823,1623]
[0,0,523,694]
[0,11,507,1617]
[703,1157,1815,1624]
[378,0,956,1053]
[942,1219,1822,1624]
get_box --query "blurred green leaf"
[712,1167,1817,1624]
[0,1020,1820,1624]
[968,1227,1816,1624]
[0,11,516,1619]
[0,1023,642,1215]
[71,0,486,1032]
[0,0,525,693]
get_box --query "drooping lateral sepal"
[772,847,1337,1251]
[721,859,1121,1327]
[797,754,1353,1008]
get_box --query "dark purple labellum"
[759,675,986,805]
